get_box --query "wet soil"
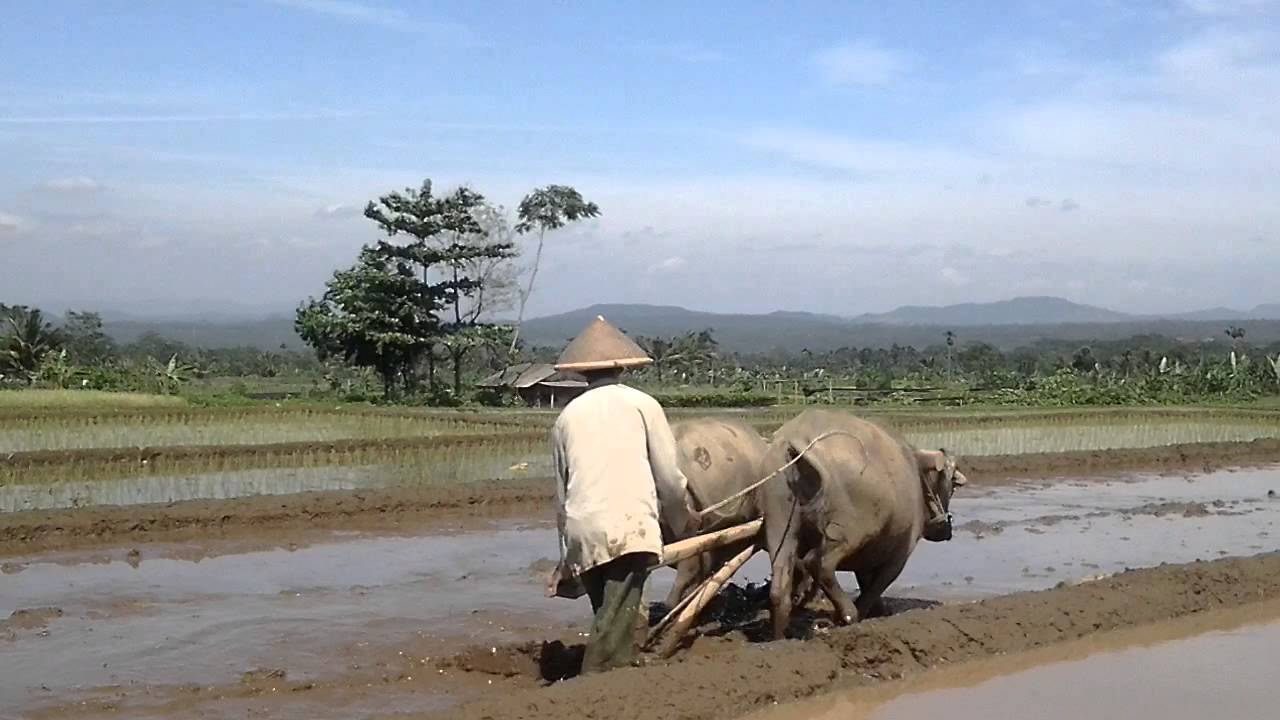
[0,478,555,556]
[6,438,1280,556]
[418,551,1280,720]
[750,600,1280,720]
[6,462,1278,719]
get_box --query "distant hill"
[521,302,1280,352]
[78,296,1280,353]
[851,296,1133,326]
[520,304,860,353]
[102,315,306,350]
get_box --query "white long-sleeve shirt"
[547,381,692,599]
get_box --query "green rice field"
[3,397,1280,511]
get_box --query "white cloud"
[314,203,363,219]
[740,128,994,179]
[1180,0,1277,16]
[939,266,969,286]
[0,212,21,233]
[265,0,481,43]
[648,256,687,274]
[812,41,907,87]
[41,176,103,192]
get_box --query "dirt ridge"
[421,551,1280,720]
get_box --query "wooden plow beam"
[647,519,764,658]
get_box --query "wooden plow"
[644,519,764,658]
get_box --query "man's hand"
[662,491,700,542]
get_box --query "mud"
[750,600,1280,720]
[6,438,1280,556]
[2,606,64,635]
[418,551,1280,720]
[5,462,1276,720]
[0,478,555,556]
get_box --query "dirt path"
[414,550,1280,720]
[4,438,1280,556]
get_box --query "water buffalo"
[666,416,770,608]
[759,408,966,639]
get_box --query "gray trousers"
[580,552,652,674]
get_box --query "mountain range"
[90,296,1280,353]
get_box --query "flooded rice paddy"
[0,413,505,453]
[3,465,1277,719]
[6,418,1280,511]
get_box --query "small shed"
[477,362,588,408]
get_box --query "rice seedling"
[902,421,1280,457]
[5,404,1280,510]
[0,409,522,453]
[0,389,187,412]
[0,433,550,505]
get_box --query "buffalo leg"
[766,503,802,640]
[816,552,858,625]
[664,554,704,609]
[853,570,889,618]
[853,555,908,620]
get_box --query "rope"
[695,430,856,519]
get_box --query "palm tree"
[637,336,684,383]
[1,306,62,379]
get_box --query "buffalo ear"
[915,449,946,474]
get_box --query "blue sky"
[1,0,1278,318]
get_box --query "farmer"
[546,315,698,673]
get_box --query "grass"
[0,389,188,412]
[0,411,523,453]
[0,434,550,506]
[4,396,1280,509]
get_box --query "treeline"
[6,301,1280,407]
[0,304,325,394]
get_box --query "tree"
[298,179,516,400]
[945,330,956,382]
[296,247,438,398]
[638,336,683,383]
[433,200,518,395]
[1,306,63,381]
[510,185,600,353]
[1226,325,1247,354]
[61,310,116,365]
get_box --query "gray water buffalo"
[759,408,966,639]
[666,416,770,608]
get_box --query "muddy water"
[3,466,1278,718]
[866,621,1280,720]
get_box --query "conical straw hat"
[555,315,653,372]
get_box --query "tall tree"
[638,336,683,383]
[1,306,63,380]
[362,180,515,394]
[298,179,516,399]
[296,247,437,397]
[61,310,117,365]
[510,185,600,353]
[435,201,517,395]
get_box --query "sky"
[1,0,1278,319]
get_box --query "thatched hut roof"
[477,363,587,389]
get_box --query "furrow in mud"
[4,438,1280,556]
[420,551,1280,720]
